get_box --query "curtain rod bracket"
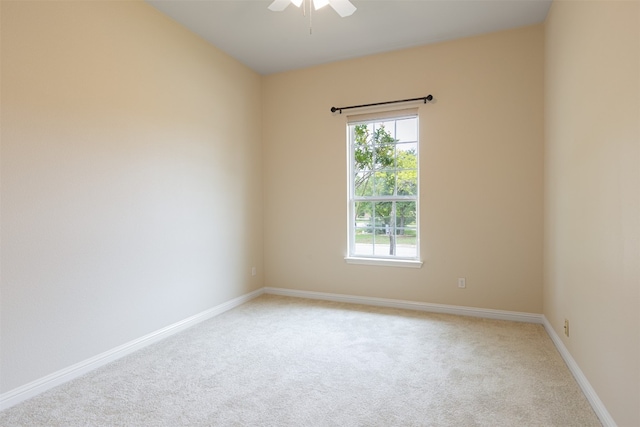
[330,94,433,114]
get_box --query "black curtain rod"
[330,94,433,114]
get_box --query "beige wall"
[544,1,640,425]
[263,25,544,313]
[0,1,263,392]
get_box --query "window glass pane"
[396,144,417,196]
[354,235,374,256]
[395,202,417,228]
[397,170,417,196]
[394,235,418,258]
[396,142,417,159]
[396,118,417,142]
[353,148,372,173]
[354,228,374,256]
[354,172,373,197]
[373,124,396,147]
[355,233,374,255]
[377,121,396,137]
[353,155,372,173]
[374,236,393,256]
[352,124,373,173]
[354,201,373,256]
[374,171,395,196]
[354,201,372,226]
[374,202,393,229]
[374,143,395,169]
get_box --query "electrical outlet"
[458,278,466,288]
[251,267,256,276]
[564,319,569,337]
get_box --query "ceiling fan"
[268,0,357,18]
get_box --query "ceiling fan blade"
[268,0,291,12]
[328,0,356,17]
[313,0,329,10]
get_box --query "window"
[346,110,421,267]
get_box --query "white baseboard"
[264,287,544,324]
[0,287,265,411]
[542,316,617,427]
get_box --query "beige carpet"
[0,294,601,426]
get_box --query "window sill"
[344,257,423,268]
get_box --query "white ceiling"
[147,0,552,75]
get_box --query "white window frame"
[345,110,423,268]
